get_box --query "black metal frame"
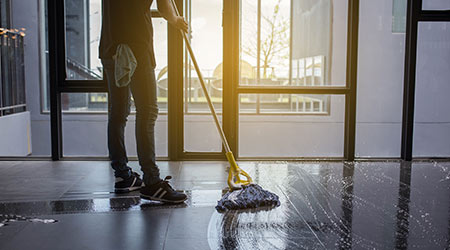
[167,0,184,160]
[222,0,240,158]
[43,0,450,162]
[45,0,359,161]
[47,0,165,160]
[233,0,358,161]
[343,0,359,161]
[47,0,63,160]
[401,0,450,161]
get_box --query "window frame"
[45,0,450,161]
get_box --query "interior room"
[0,0,449,249]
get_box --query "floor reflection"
[207,161,450,249]
[0,161,449,249]
[396,161,412,250]
[339,162,354,250]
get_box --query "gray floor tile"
[0,176,82,202]
[1,211,170,250]
[166,207,216,239]
[164,238,210,250]
[178,162,228,182]
[0,221,29,249]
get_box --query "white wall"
[0,112,31,156]
[356,0,405,157]
[239,96,345,157]
[62,115,168,157]
[413,22,450,157]
[11,0,51,156]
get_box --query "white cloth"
[113,44,137,87]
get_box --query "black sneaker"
[114,172,144,193]
[140,176,187,203]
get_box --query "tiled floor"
[0,160,449,249]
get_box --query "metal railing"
[0,28,26,117]
[66,57,102,80]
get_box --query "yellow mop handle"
[169,0,252,189]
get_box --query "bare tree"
[243,0,290,79]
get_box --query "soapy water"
[208,162,450,249]
[0,214,57,227]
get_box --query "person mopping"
[99,0,188,203]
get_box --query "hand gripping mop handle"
[169,0,252,190]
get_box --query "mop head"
[215,184,280,212]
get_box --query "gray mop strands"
[215,184,281,212]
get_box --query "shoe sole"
[140,193,187,204]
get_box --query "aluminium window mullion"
[401,0,422,161]
[419,10,450,22]
[168,0,184,160]
[0,35,2,116]
[237,86,349,95]
[288,0,293,86]
[343,0,359,161]
[255,0,261,115]
[222,0,239,159]
[48,0,64,160]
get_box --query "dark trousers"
[102,56,161,185]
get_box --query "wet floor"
[0,160,449,249]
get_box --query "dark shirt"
[99,0,156,67]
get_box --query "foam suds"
[215,184,280,212]
[0,214,58,227]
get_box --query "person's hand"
[173,16,188,33]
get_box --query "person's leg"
[130,49,186,203]
[102,58,132,179]
[129,56,161,186]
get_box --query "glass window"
[64,0,103,80]
[42,13,169,113]
[55,1,169,157]
[154,19,168,113]
[240,94,330,114]
[392,0,407,33]
[240,0,348,87]
[0,0,51,157]
[183,0,223,152]
[62,107,168,157]
[1,28,26,117]
[239,94,345,157]
[61,93,107,112]
[0,0,11,28]
[413,22,450,157]
[39,0,50,112]
[355,0,405,158]
[422,0,450,10]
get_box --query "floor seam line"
[162,209,173,250]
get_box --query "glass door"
[237,0,350,158]
[183,0,223,153]
[177,0,358,160]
